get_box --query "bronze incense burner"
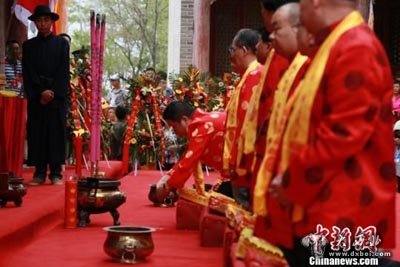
[103,226,155,264]
[0,172,27,207]
[77,178,126,227]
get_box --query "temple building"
[167,0,400,77]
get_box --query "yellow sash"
[223,60,260,171]
[253,11,365,217]
[252,54,308,216]
[267,53,308,147]
[235,49,276,175]
[243,50,275,154]
[193,161,206,196]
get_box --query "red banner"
[14,0,51,26]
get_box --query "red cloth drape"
[0,95,26,177]
[0,96,8,172]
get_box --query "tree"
[68,0,168,77]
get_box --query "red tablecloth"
[0,94,26,176]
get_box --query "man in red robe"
[223,28,264,208]
[237,0,294,207]
[246,3,310,266]
[156,101,226,190]
[255,1,397,266]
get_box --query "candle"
[64,177,78,228]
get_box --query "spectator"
[394,120,400,193]
[106,107,117,123]
[157,72,175,107]
[4,40,23,96]
[110,106,128,160]
[106,74,127,108]
[392,79,400,118]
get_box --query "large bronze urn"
[77,178,126,227]
[103,226,155,264]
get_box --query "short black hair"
[234,28,260,54]
[145,67,156,72]
[115,106,127,120]
[6,40,19,47]
[260,0,299,11]
[257,27,271,43]
[163,101,195,122]
[158,71,167,80]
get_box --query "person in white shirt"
[106,74,127,108]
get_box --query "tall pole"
[192,0,210,72]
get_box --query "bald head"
[276,2,300,26]
[270,2,301,59]
[260,0,299,32]
[300,0,357,35]
[261,0,300,12]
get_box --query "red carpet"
[0,167,78,263]
[0,169,399,266]
[1,170,223,267]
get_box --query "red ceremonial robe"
[229,64,264,187]
[247,53,289,194]
[252,56,310,245]
[166,109,226,189]
[255,23,396,249]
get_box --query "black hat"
[28,5,59,21]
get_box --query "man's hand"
[268,175,292,210]
[156,174,171,189]
[156,186,171,203]
[40,90,54,105]
[155,175,174,203]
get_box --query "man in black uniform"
[22,5,70,185]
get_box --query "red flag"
[14,0,52,26]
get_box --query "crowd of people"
[1,1,399,265]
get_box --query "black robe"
[22,33,70,166]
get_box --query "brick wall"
[180,0,194,72]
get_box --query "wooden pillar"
[167,0,181,77]
[192,0,210,72]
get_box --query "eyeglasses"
[228,46,238,54]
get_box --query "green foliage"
[68,0,168,76]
